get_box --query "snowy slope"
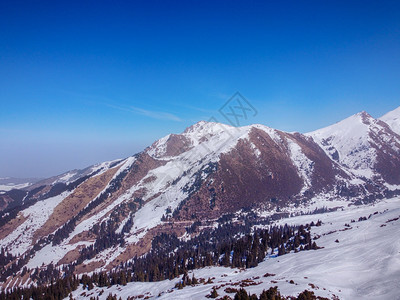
[0,191,72,255]
[68,196,400,300]
[380,106,400,135]
[308,112,375,173]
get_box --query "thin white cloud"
[130,106,183,122]
[178,104,216,114]
[106,103,182,122]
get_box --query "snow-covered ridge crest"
[379,105,400,135]
[308,111,379,173]
[147,120,247,159]
[147,121,284,161]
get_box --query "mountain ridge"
[0,106,399,291]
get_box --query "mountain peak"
[355,110,375,125]
[308,110,373,137]
[183,120,234,134]
[183,120,211,133]
[356,110,371,118]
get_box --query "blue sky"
[1,1,400,178]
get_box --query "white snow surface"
[26,241,92,269]
[67,197,400,300]
[380,106,400,135]
[286,137,314,193]
[52,172,77,184]
[89,158,126,177]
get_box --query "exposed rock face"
[0,107,399,287]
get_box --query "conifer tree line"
[0,219,321,299]
[118,221,320,282]
[230,286,330,300]
[104,286,328,300]
[76,201,138,265]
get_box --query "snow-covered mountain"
[307,111,400,185]
[0,106,399,298]
[380,106,400,135]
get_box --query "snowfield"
[68,197,400,300]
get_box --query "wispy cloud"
[178,104,216,114]
[106,104,183,122]
[130,106,183,121]
[216,92,232,100]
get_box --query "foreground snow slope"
[68,197,400,300]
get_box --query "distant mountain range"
[0,106,399,294]
[0,177,41,193]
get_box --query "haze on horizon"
[1,1,400,178]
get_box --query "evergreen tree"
[210,287,219,298]
[234,288,250,300]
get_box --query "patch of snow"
[250,142,261,158]
[384,182,400,191]
[26,241,92,269]
[286,137,314,193]
[147,134,172,158]
[53,172,77,184]
[349,177,366,185]
[90,158,125,176]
